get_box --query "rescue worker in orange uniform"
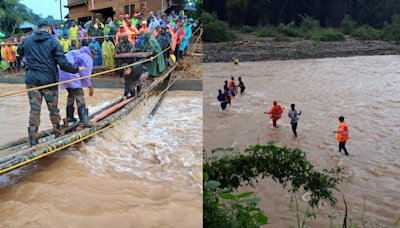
[334,116,349,156]
[265,100,284,127]
[115,25,127,46]
[140,21,150,34]
[228,77,236,97]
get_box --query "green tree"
[0,0,31,37]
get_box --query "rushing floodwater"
[0,85,202,228]
[204,56,400,227]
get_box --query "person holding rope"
[265,100,284,127]
[17,20,87,146]
[334,116,349,156]
[121,61,148,100]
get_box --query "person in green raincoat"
[102,35,115,67]
[137,32,166,76]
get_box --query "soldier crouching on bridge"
[121,60,149,100]
[17,20,86,147]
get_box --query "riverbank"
[204,33,400,63]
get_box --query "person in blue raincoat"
[178,19,192,59]
[90,37,102,66]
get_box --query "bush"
[300,14,321,32]
[352,25,383,40]
[203,12,235,42]
[383,14,400,41]
[256,29,272,37]
[240,25,256,33]
[276,22,303,37]
[340,15,357,35]
[306,28,346,42]
[274,33,291,41]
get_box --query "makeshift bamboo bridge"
[0,63,178,174]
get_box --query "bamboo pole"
[0,64,177,171]
[149,75,172,117]
[0,97,122,151]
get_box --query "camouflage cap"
[88,44,99,55]
[121,63,130,72]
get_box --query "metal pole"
[161,0,164,14]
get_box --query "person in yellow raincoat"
[102,35,115,67]
[69,21,80,49]
[1,42,11,71]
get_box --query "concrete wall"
[0,78,202,91]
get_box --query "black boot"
[136,86,142,98]
[52,123,64,138]
[78,107,97,127]
[66,106,77,122]
[28,125,39,146]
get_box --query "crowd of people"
[1,10,199,77]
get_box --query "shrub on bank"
[276,22,303,37]
[352,25,383,40]
[240,25,256,33]
[307,28,346,42]
[274,33,291,41]
[340,15,357,35]
[383,14,400,41]
[203,12,235,43]
[300,14,321,32]
[256,29,272,37]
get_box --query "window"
[130,4,135,16]
[124,5,129,15]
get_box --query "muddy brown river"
[0,85,202,228]
[204,56,400,227]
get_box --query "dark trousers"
[240,86,245,94]
[16,57,22,70]
[291,122,298,136]
[27,84,60,127]
[339,142,349,155]
[220,102,227,110]
[175,45,182,61]
[66,88,86,109]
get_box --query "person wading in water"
[288,104,301,137]
[334,116,349,156]
[265,100,284,128]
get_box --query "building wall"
[67,0,172,23]
[68,4,92,22]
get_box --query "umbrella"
[165,4,197,15]
[0,32,5,38]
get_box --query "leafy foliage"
[204,143,346,208]
[306,28,346,42]
[340,15,358,35]
[274,33,291,41]
[352,25,383,40]
[383,14,400,41]
[299,14,321,32]
[240,25,256,33]
[256,29,272,37]
[203,12,235,42]
[276,22,303,37]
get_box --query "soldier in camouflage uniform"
[17,20,85,146]
[115,35,134,54]
[121,61,148,100]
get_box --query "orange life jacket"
[267,105,283,118]
[336,121,349,142]
[228,80,235,89]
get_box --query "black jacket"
[124,63,148,96]
[17,31,79,89]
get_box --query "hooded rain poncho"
[58,46,93,90]
[149,17,160,33]
[139,32,166,76]
[102,39,115,66]
[91,38,102,66]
